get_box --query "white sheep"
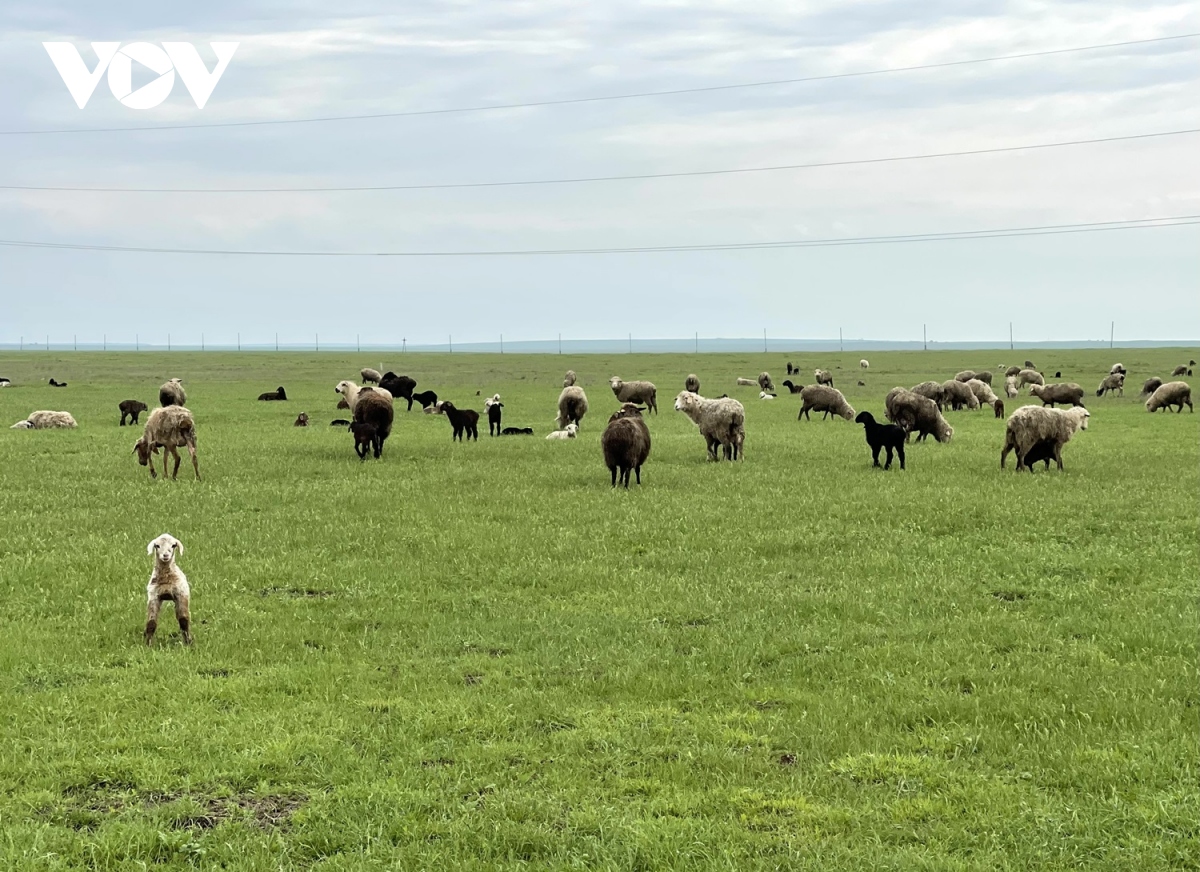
[674,391,745,461]
[555,386,588,429]
[1145,381,1192,413]
[1000,406,1090,471]
[609,377,658,414]
[965,378,999,409]
[133,406,200,480]
[335,380,392,412]
[360,367,382,384]
[735,377,757,386]
[144,533,192,646]
[1004,375,1019,398]
[860,359,869,369]
[545,423,579,440]
[10,410,77,429]
[159,378,186,407]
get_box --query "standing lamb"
[814,369,834,387]
[360,367,382,384]
[674,391,745,462]
[556,386,589,429]
[757,372,774,392]
[438,401,479,442]
[1096,372,1125,397]
[854,411,905,470]
[143,533,192,646]
[797,385,855,421]
[601,403,651,488]
[485,394,504,436]
[609,377,658,414]
[133,406,200,480]
[994,399,1005,419]
[159,378,186,407]
[10,410,77,429]
[860,359,869,369]
[119,399,148,426]
[563,370,577,388]
[1145,381,1192,413]
[685,374,700,393]
[1029,383,1086,408]
[1000,406,1090,471]
[378,372,417,410]
[884,388,954,443]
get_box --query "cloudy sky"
[1,1,1197,347]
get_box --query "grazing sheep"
[563,370,577,388]
[350,421,377,460]
[860,359,869,369]
[257,386,287,401]
[814,369,834,387]
[609,377,658,414]
[1029,383,1086,408]
[1140,377,1164,397]
[144,533,192,646]
[1004,376,1020,398]
[1017,368,1045,388]
[1145,381,1193,413]
[994,399,1005,419]
[1096,372,1125,397]
[1004,365,1022,378]
[757,372,774,392]
[10,410,78,430]
[736,377,757,387]
[556,386,589,429]
[159,378,186,407]
[884,388,954,443]
[911,381,946,409]
[674,391,746,461]
[438,401,479,442]
[360,367,382,384]
[1171,365,1190,377]
[133,406,199,480]
[855,411,905,470]
[545,423,578,440]
[798,384,855,421]
[601,403,651,488]
[379,372,417,410]
[1024,359,1036,369]
[502,426,534,435]
[781,380,804,394]
[119,399,148,426]
[294,413,309,427]
[330,419,350,427]
[954,370,977,383]
[48,378,67,387]
[410,390,438,410]
[1110,363,1127,375]
[685,374,700,393]
[966,378,999,409]
[337,383,393,458]
[941,380,980,411]
[1000,406,1089,471]
[485,394,504,436]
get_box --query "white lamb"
[545,423,579,440]
[144,533,192,646]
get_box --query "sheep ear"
[173,540,183,555]
[147,540,156,555]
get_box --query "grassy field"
[0,348,1196,871]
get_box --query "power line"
[1,216,1194,257]
[5,128,1194,194]
[4,33,1195,137]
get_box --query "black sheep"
[487,400,503,436]
[379,372,417,410]
[49,378,67,387]
[501,427,533,435]
[439,401,478,442]
[994,399,1005,419]
[601,403,651,488]
[118,399,148,426]
[330,419,350,426]
[257,386,287,401]
[1020,438,1056,471]
[350,421,377,460]
[780,380,804,394]
[410,390,438,410]
[854,411,906,470]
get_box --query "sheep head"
[147,533,182,564]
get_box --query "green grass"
[0,349,1196,871]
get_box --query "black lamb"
[350,421,377,461]
[410,390,438,410]
[439,401,478,442]
[854,411,906,470]
[501,426,533,435]
[49,378,67,387]
[118,399,148,426]
[487,400,504,436]
[257,386,287,401]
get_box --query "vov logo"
[43,42,238,109]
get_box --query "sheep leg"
[896,443,905,470]
[883,446,893,470]
[187,441,201,480]
[871,445,881,467]
[145,595,162,645]
[176,592,192,645]
[610,465,618,487]
[634,464,642,485]
[1054,443,1064,471]
[168,446,181,480]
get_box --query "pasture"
[0,348,1196,870]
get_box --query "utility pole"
[201,333,204,352]
[168,333,171,352]
[449,334,453,353]
[136,333,139,352]
[357,334,360,354]
[923,324,927,352]
[46,334,49,352]
[629,333,632,354]
[402,337,406,353]
[558,333,562,355]
[763,328,767,353]
[1009,322,1013,351]
[695,332,698,354]
[103,334,106,352]
[237,332,240,351]
[74,334,77,352]
[315,333,319,352]
[839,327,843,352]
[500,334,503,355]
[1110,321,1114,349]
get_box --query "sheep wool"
[609,377,658,414]
[859,359,869,369]
[1029,383,1086,408]
[684,374,700,393]
[797,384,855,421]
[1145,381,1192,413]
[757,372,774,392]
[1000,405,1089,471]
[1017,369,1045,388]
[674,390,745,461]
[884,387,953,443]
[601,403,651,487]
[555,386,589,430]
[11,410,77,429]
[360,367,382,384]
[941,380,981,411]
[134,405,200,480]
[159,378,186,408]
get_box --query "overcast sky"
[1,1,1197,347]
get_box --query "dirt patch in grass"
[260,586,334,598]
[48,781,306,832]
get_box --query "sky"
[1,1,1197,347]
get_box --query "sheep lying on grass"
[545,423,578,440]
[674,391,745,461]
[294,413,309,427]
[1145,381,1192,413]
[330,419,350,427]
[601,403,651,487]
[1000,405,1089,471]
[685,374,700,393]
[134,406,200,480]
[49,378,67,388]
[0,377,11,387]
[257,386,287,401]
[119,399,147,426]
[159,378,186,407]
[555,386,588,429]
[360,367,382,384]
[798,385,854,421]
[855,411,905,470]
[144,533,192,646]
[760,392,776,400]
[885,388,954,443]
[11,410,77,429]
[610,377,657,414]
[502,427,534,435]
[1096,372,1125,397]
[1029,383,1086,408]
